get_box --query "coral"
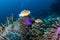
[0,10,60,40]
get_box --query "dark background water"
[0,0,60,24]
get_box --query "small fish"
[19,10,30,17]
[35,19,42,24]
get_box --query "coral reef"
[0,10,60,40]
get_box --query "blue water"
[0,0,59,24]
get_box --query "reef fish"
[35,19,42,24]
[19,10,30,17]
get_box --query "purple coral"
[25,17,32,26]
[57,27,60,34]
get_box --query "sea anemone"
[19,10,30,17]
